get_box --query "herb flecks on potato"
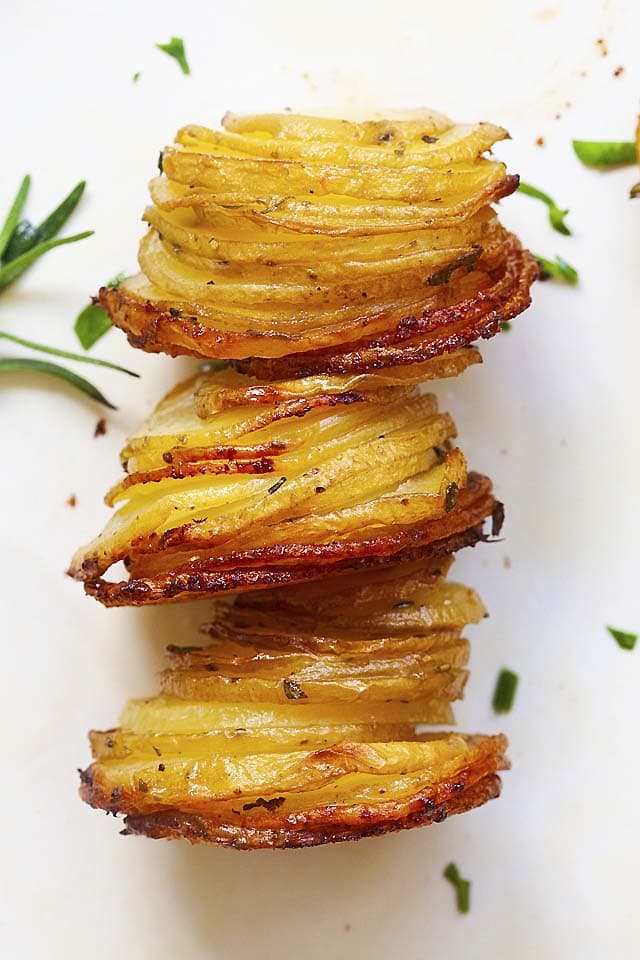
[79,559,508,848]
[98,111,536,373]
[68,365,498,605]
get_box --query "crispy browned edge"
[98,231,537,369]
[80,474,502,606]
[239,241,538,379]
[79,735,507,849]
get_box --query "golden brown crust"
[99,235,536,372]
[238,240,538,379]
[81,473,499,606]
[80,735,507,849]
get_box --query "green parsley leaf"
[573,140,637,168]
[74,304,112,350]
[0,175,30,260]
[518,181,571,236]
[492,668,519,713]
[0,330,138,376]
[536,255,578,284]
[606,626,637,651]
[0,357,116,409]
[500,321,512,331]
[132,71,141,83]
[156,37,190,75]
[74,273,126,349]
[443,863,471,914]
[0,230,94,294]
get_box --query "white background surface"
[2,1,639,957]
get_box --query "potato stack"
[80,559,508,848]
[74,112,534,847]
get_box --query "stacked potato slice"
[75,111,532,845]
[80,560,508,848]
[99,111,537,374]
[69,366,499,606]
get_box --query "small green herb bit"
[573,140,637,168]
[492,668,519,713]
[106,271,126,289]
[283,678,307,700]
[443,863,471,914]
[132,71,141,83]
[518,181,571,236]
[156,36,190,75]
[0,357,116,408]
[75,274,125,349]
[607,626,637,651]
[75,304,112,350]
[0,175,31,259]
[536,254,578,284]
[500,321,511,331]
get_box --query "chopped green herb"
[0,357,116,408]
[573,140,636,168]
[518,181,571,236]
[0,175,31,260]
[443,863,471,914]
[283,679,307,700]
[492,668,519,713]
[75,304,111,349]
[74,274,126,349]
[242,796,286,812]
[0,331,138,377]
[445,482,459,512]
[427,245,483,286]
[536,255,578,284]
[607,626,637,651]
[500,321,511,331]
[106,272,126,289]
[491,501,505,538]
[132,71,141,83]
[268,476,287,495]
[0,230,94,294]
[156,37,190,75]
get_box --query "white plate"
[2,2,639,957]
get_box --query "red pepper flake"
[66,494,77,508]
[535,136,545,147]
[94,418,107,438]
[613,65,624,77]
